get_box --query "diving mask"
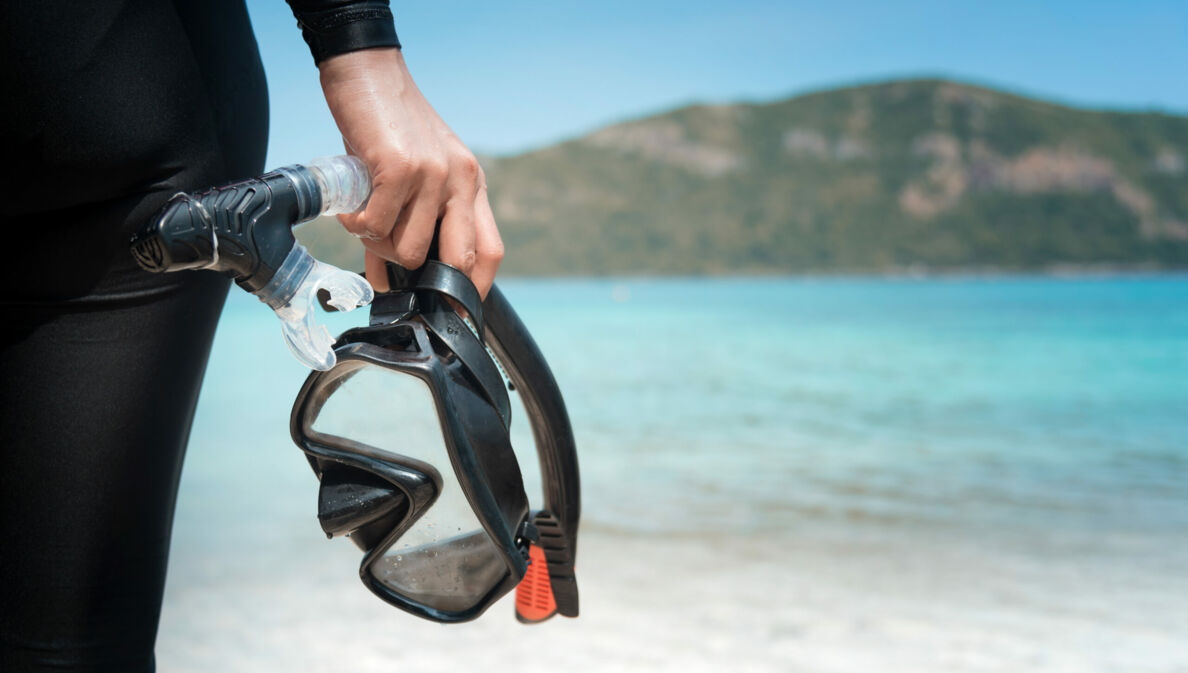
[292,260,579,622]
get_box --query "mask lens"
[308,362,510,614]
[369,523,506,613]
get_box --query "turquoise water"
[160,275,1188,672]
[509,276,1188,538]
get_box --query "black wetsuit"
[0,2,396,670]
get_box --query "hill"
[298,78,1188,275]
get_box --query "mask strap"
[384,261,485,334]
[377,260,511,427]
[413,262,485,335]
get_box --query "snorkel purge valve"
[131,155,374,369]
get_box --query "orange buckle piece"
[515,544,557,623]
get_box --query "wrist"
[319,47,409,95]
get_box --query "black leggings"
[0,1,268,670]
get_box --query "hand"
[318,47,503,297]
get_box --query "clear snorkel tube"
[131,155,376,370]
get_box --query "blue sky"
[247,0,1188,165]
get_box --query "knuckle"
[341,212,379,239]
[417,157,450,183]
[455,153,480,181]
[456,249,477,273]
[370,147,413,178]
[357,214,390,239]
[479,239,505,265]
[393,242,428,269]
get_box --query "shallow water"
[159,275,1188,672]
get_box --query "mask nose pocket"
[317,464,408,549]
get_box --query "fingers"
[361,182,501,301]
[352,152,448,270]
[364,249,389,292]
[436,154,481,276]
[333,138,493,295]
[383,174,445,268]
[470,182,504,299]
[338,160,412,243]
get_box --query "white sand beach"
[158,524,1188,673]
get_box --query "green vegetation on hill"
[298,78,1188,275]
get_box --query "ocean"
[158,276,1188,672]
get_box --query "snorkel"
[130,157,580,624]
[482,288,581,622]
[131,155,374,370]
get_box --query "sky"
[246,0,1188,166]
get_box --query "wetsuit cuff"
[287,1,402,65]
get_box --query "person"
[0,1,501,670]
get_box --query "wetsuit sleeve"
[285,0,401,64]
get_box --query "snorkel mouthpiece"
[131,155,375,369]
[258,243,373,370]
